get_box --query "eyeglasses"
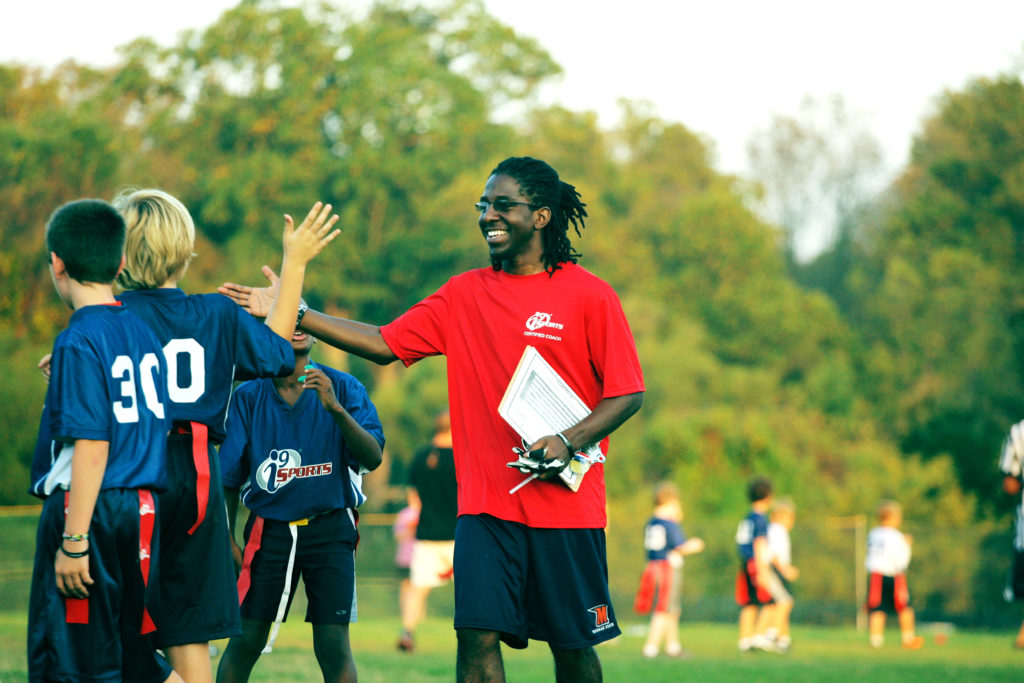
[475,198,543,213]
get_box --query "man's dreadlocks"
[490,157,587,275]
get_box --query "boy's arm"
[752,536,770,584]
[676,537,706,556]
[263,202,341,339]
[302,368,384,472]
[55,439,107,599]
[218,267,398,364]
[1005,475,1022,496]
[224,486,243,571]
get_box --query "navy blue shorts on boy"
[238,508,359,624]
[28,488,173,683]
[453,513,620,650]
[153,426,241,647]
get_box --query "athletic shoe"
[642,644,658,658]
[751,634,779,653]
[665,644,692,659]
[902,636,925,650]
[397,632,415,653]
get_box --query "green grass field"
[2,611,1020,682]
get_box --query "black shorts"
[1006,550,1024,602]
[866,573,909,614]
[735,559,772,607]
[453,514,620,650]
[152,426,241,647]
[238,508,358,624]
[28,489,173,683]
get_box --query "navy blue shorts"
[28,488,173,683]
[453,514,620,650]
[152,427,241,647]
[735,559,772,607]
[238,508,358,624]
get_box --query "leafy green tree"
[850,72,1024,503]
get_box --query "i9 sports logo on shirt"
[524,312,564,341]
[256,449,332,493]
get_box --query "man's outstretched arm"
[300,309,398,365]
[219,266,398,365]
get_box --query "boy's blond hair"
[771,497,796,518]
[113,188,196,290]
[876,499,902,524]
[653,481,680,507]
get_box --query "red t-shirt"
[380,263,644,528]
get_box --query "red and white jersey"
[381,263,644,529]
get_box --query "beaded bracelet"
[59,545,90,559]
[62,532,89,542]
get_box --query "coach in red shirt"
[221,156,644,683]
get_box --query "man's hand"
[282,202,341,268]
[302,366,342,413]
[219,265,280,317]
[526,434,572,481]
[55,543,93,599]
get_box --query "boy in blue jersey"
[633,482,704,659]
[111,188,340,682]
[734,476,785,653]
[216,329,384,683]
[28,199,181,682]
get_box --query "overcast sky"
[3,0,1023,180]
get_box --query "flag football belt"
[173,421,210,535]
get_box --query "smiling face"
[478,174,550,275]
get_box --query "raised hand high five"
[241,202,340,339]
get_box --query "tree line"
[3,0,1021,551]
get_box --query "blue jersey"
[643,517,687,561]
[219,362,385,521]
[30,305,171,497]
[118,288,293,442]
[735,509,768,561]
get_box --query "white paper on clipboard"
[498,345,603,491]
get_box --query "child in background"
[735,476,781,652]
[865,500,924,649]
[761,498,800,653]
[394,489,421,642]
[634,482,705,658]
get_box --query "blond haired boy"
[865,500,924,649]
[114,188,339,682]
[634,482,705,658]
